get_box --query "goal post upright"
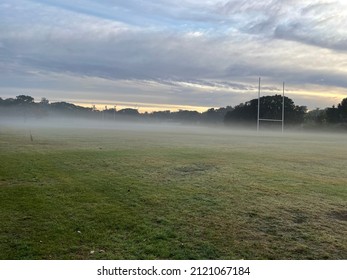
[257,77,260,133]
[282,82,285,134]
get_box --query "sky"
[1,0,347,112]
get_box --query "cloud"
[274,2,347,51]
[215,0,347,51]
[1,0,347,110]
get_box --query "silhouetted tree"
[2,94,347,130]
[172,110,200,123]
[305,108,326,125]
[150,110,172,121]
[1,98,15,106]
[40,97,49,105]
[326,106,340,123]
[224,95,306,126]
[201,106,233,123]
[117,108,139,116]
[15,95,34,104]
[338,98,347,122]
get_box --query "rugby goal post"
[257,77,285,133]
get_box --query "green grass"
[0,123,346,259]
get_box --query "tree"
[117,108,139,116]
[305,108,326,125]
[150,110,172,121]
[172,110,200,123]
[224,95,306,126]
[338,98,347,122]
[15,95,34,104]
[326,106,340,123]
[0,98,15,106]
[224,99,257,124]
[40,97,49,105]
[201,106,233,123]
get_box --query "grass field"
[0,120,346,259]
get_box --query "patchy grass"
[0,123,346,259]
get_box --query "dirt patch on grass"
[173,163,215,174]
[291,210,308,224]
[330,210,347,222]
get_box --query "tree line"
[1,94,347,130]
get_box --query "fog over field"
[1,114,347,260]
[1,115,347,157]
[0,116,302,144]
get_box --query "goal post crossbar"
[258,118,283,122]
